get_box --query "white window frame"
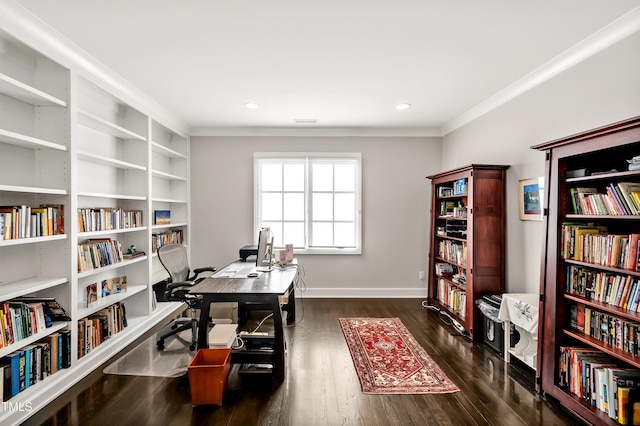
[254,152,362,255]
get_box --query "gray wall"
[442,31,640,293]
[189,31,639,298]
[190,136,441,297]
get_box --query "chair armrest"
[193,266,217,275]
[191,267,217,282]
[167,280,195,291]
[165,280,198,302]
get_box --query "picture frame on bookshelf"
[102,276,127,297]
[154,210,171,225]
[86,283,98,306]
[519,177,543,221]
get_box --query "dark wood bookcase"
[426,164,508,340]
[534,116,640,425]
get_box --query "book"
[585,359,615,406]
[23,345,33,389]
[33,344,42,384]
[609,369,640,419]
[574,187,598,214]
[60,330,70,369]
[632,192,640,213]
[576,304,585,332]
[595,365,617,411]
[78,238,124,271]
[0,351,22,398]
[618,183,640,215]
[617,386,640,424]
[123,250,145,259]
[574,227,602,260]
[39,204,64,234]
[0,363,10,401]
[12,297,71,322]
[46,333,59,375]
[56,332,62,371]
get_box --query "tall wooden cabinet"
[0,19,188,424]
[426,164,508,340]
[534,116,640,425]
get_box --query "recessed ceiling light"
[244,102,259,109]
[396,103,411,110]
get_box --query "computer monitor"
[256,227,274,272]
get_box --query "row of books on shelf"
[1,330,71,401]
[437,278,466,319]
[566,265,640,312]
[77,238,124,272]
[77,207,143,232]
[570,303,640,357]
[86,276,127,307]
[439,201,467,218]
[559,345,640,424]
[0,204,64,240]
[152,229,183,253]
[0,298,71,349]
[77,302,127,359]
[436,178,468,197]
[570,182,640,216]
[437,240,467,267]
[561,223,640,271]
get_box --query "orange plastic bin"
[188,348,231,406]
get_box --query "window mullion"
[305,156,311,250]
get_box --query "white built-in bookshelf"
[0,16,189,424]
[150,119,189,284]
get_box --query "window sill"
[291,248,362,255]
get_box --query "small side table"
[498,293,539,371]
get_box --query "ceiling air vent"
[294,119,317,124]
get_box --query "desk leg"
[282,284,296,325]
[197,298,211,350]
[270,296,286,381]
[504,320,511,363]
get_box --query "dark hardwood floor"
[26,299,579,426]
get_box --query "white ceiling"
[13,0,640,135]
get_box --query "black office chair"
[156,244,216,351]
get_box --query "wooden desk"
[189,260,297,381]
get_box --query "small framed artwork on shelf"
[154,210,171,225]
[519,177,543,221]
[86,283,98,306]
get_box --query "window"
[254,153,362,254]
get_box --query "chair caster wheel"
[189,344,196,351]
[157,341,164,350]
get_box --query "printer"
[239,245,257,262]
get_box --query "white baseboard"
[297,288,428,298]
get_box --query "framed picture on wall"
[519,177,543,221]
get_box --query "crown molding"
[191,126,442,138]
[0,0,190,135]
[441,5,640,136]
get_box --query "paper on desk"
[214,265,261,279]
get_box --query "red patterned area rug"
[339,317,459,394]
